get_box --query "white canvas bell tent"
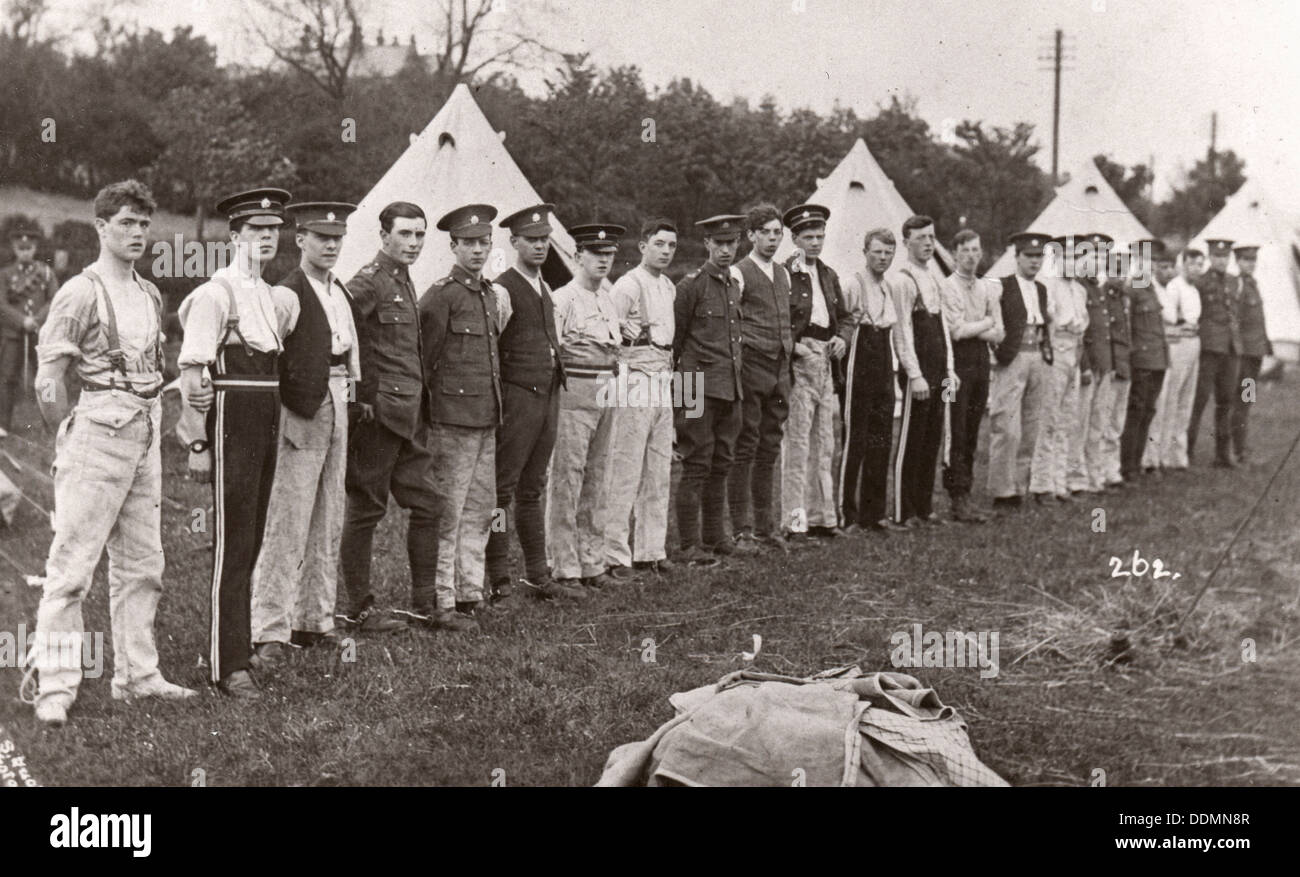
[335,83,576,293]
[1193,178,1300,363]
[775,138,952,284]
[987,158,1156,278]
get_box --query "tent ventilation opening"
[438,132,456,148]
[849,181,865,191]
[1084,185,1099,195]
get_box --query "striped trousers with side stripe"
[205,348,280,683]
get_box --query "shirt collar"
[704,261,731,281]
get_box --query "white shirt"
[1047,276,1089,334]
[807,261,829,328]
[303,271,355,356]
[178,262,299,366]
[1161,275,1202,333]
[1015,274,1044,325]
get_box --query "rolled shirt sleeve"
[176,282,230,368]
[35,275,96,364]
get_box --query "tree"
[426,0,563,85]
[1156,149,1246,240]
[148,83,297,238]
[244,0,366,101]
[1094,153,1156,229]
[948,120,1051,267]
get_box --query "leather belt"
[621,338,671,351]
[329,352,349,366]
[802,324,834,342]
[81,380,162,400]
[566,365,616,379]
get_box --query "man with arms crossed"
[23,180,195,726]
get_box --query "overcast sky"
[46,0,1300,201]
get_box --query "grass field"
[1,375,1298,787]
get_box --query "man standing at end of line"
[548,223,626,591]
[1144,246,1203,472]
[419,204,503,630]
[1231,244,1271,465]
[1030,235,1089,504]
[179,187,300,699]
[24,180,195,726]
[340,202,437,634]
[781,204,852,541]
[248,202,359,673]
[674,215,746,565]
[1187,238,1241,468]
[839,228,905,534]
[1119,240,1172,483]
[988,231,1053,514]
[487,204,585,603]
[940,228,1002,523]
[729,204,794,551]
[605,218,679,577]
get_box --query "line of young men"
[21,177,1272,724]
[985,231,1271,523]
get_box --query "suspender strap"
[898,266,929,314]
[209,275,253,354]
[81,268,163,382]
[81,268,127,376]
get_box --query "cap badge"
[260,198,271,209]
[597,230,606,239]
[326,211,336,221]
[469,214,478,224]
[802,210,810,219]
[531,213,541,223]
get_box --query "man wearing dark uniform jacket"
[339,201,433,634]
[674,214,746,565]
[0,222,58,434]
[419,203,504,631]
[488,204,585,602]
[1119,240,1172,482]
[248,202,360,672]
[1188,238,1242,468]
[179,187,300,699]
[728,204,794,552]
[1230,244,1271,463]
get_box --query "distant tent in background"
[1194,178,1300,363]
[335,83,577,293]
[986,158,1156,278]
[775,138,952,285]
